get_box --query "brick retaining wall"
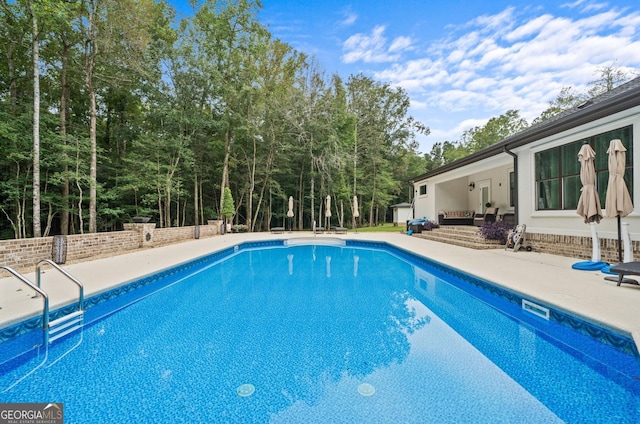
[154,226,196,246]
[0,237,54,272]
[1,223,637,273]
[0,221,223,273]
[66,231,140,261]
[525,232,639,263]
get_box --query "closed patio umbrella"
[576,144,602,224]
[605,139,634,263]
[353,195,359,232]
[572,144,605,270]
[287,196,294,232]
[353,195,359,218]
[325,195,332,229]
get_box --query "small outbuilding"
[391,202,413,226]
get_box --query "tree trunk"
[157,184,163,227]
[60,40,70,235]
[194,173,199,227]
[7,43,16,113]
[219,129,231,216]
[85,0,98,233]
[31,0,41,237]
[165,185,171,227]
[297,167,304,230]
[310,153,316,229]
[246,135,256,231]
[199,180,204,224]
[251,148,275,232]
[88,73,97,233]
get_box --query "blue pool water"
[1,241,639,423]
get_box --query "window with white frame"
[535,125,633,210]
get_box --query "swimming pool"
[1,240,639,423]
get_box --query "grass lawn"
[354,223,407,233]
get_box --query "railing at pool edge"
[1,261,84,347]
[36,260,85,345]
[0,265,49,345]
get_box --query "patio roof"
[390,202,412,208]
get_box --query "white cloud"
[561,0,588,9]
[505,14,554,41]
[468,7,516,33]
[341,12,357,26]
[389,36,413,52]
[342,25,399,63]
[562,0,608,13]
[341,25,413,64]
[343,4,640,151]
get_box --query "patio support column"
[504,145,518,225]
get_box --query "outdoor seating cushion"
[438,210,474,225]
[439,210,474,218]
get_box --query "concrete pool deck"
[1,231,639,350]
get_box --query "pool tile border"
[1,238,637,359]
[348,240,639,358]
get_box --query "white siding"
[413,105,639,243]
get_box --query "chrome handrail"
[0,265,49,331]
[36,259,84,313]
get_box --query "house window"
[535,125,633,210]
[419,184,427,196]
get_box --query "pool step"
[48,311,84,344]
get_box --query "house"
[410,77,640,262]
[390,202,413,226]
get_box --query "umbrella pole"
[589,222,601,262]
[617,215,623,263]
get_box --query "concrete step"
[434,225,482,235]
[414,226,504,250]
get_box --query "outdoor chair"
[474,207,499,226]
[483,207,499,223]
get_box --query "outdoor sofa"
[437,210,475,226]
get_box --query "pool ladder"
[37,260,85,344]
[1,260,84,345]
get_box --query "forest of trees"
[0,0,635,240]
[0,0,430,239]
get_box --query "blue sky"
[172,0,640,154]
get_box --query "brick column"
[123,222,156,247]
[207,220,223,235]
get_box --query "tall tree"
[532,86,586,125]
[461,109,528,152]
[347,74,425,225]
[588,63,632,97]
[30,0,41,237]
[188,0,268,216]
